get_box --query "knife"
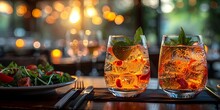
[70,86,94,110]
[205,86,220,99]
[54,89,78,109]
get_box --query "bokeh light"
[85,6,97,17]
[46,15,56,24]
[102,5,110,12]
[53,1,64,12]
[16,4,27,16]
[106,12,116,21]
[85,30,91,36]
[0,1,13,14]
[16,39,25,48]
[92,16,102,25]
[60,11,69,20]
[114,15,124,25]
[44,5,53,14]
[51,49,62,58]
[70,28,77,35]
[69,7,80,23]
[32,8,42,18]
[33,41,41,49]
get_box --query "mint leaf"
[178,27,186,45]
[165,27,195,46]
[134,27,143,44]
[125,37,134,45]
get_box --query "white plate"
[0,76,77,95]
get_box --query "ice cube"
[119,73,138,87]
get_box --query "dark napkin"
[89,88,220,104]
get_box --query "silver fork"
[54,81,85,109]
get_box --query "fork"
[54,81,84,109]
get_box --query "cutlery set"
[54,81,93,110]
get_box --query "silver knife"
[205,86,220,99]
[54,89,78,109]
[71,86,94,110]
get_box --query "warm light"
[44,5,53,14]
[33,41,41,49]
[189,0,197,6]
[60,11,69,20]
[16,4,27,16]
[51,49,62,58]
[85,6,97,17]
[204,45,208,54]
[51,11,59,19]
[16,39,25,48]
[85,30,91,36]
[53,1,64,12]
[46,15,56,24]
[70,28,77,35]
[107,12,116,21]
[72,0,81,7]
[83,39,88,47]
[92,16,102,25]
[72,39,79,46]
[69,7,80,23]
[0,1,13,14]
[103,11,110,19]
[102,5,110,12]
[32,8,42,18]
[93,50,99,58]
[114,15,124,25]
[176,1,184,8]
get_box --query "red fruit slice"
[114,60,123,66]
[177,78,188,89]
[116,79,122,88]
[139,72,150,81]
[107,47,114,55]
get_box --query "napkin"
[89,88,220,104]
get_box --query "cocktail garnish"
[112,27,144,60]
[165,27,195,46]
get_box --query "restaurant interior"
[0,0,220,79]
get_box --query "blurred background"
[0,0,220,78]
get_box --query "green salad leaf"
[0,62,72,87]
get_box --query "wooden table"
[0,76,219,110]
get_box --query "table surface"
[0,76,219,110]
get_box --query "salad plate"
[0,76,77,95]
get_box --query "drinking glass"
[158,35,208,98]
[85,30,102,76]
[104,35,151,97]
[67,30,87,76]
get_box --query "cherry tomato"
[0,72,14,83]
[17,77,31,87]
[46,71,63,76]
[26,64,38,70]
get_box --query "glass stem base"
[108,88,145,97]
[163,89,201,99]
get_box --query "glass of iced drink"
[104,28,150,97]
[158,28,208,98]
